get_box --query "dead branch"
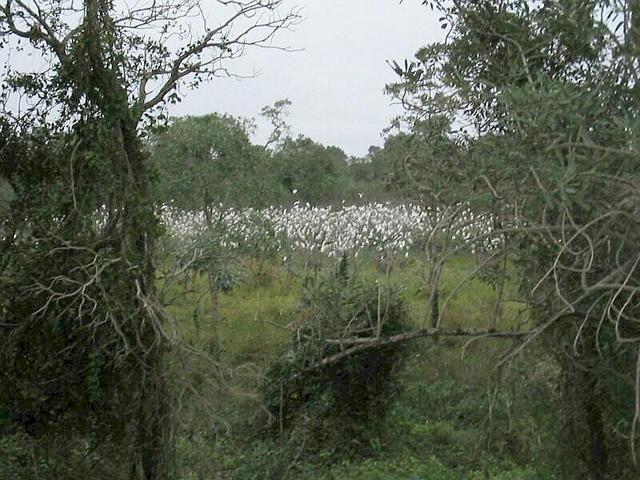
[292,327,533,381]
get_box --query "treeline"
[148,110,433,209]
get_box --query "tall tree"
[390,1,640,476]
[0,1,299,478]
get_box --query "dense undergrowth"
[161,253,559,479]
[0,250,559,479]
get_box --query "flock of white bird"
[161,202,501,260]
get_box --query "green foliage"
[0,124,134,442]
[317,455,458,480]
[261,273,411,453]
[386,1,640,476]
[0,430,127,480]
[380,117,467,205]
[150,113,284,209]
[153,254,560,478]
[1,3,170,476]
[261,98,292,150]
[271,136,349,204]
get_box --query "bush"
[0,430,127,480]
[261,269,411,454]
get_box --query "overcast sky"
[168,0,444,157]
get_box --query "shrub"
[261,268,411,454]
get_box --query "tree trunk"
[203,205,221,357]
[554,321,609,480]
[120,118,170,480]
[133,369,170,480]
[426,261,442,329]
[83,2,169,477]
[583,374,608,480]
[206,269,221,357]
[629,0,640,48]
[430,282,440,329]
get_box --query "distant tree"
[261,98,293,150]
[150,113,284,211]
[150,113,289,357]
[272,136,349,204]
[380,116,471,327]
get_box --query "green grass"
[166,253,515,365]
[218,273,297,364]
[161,251,557,479]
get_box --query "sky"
[167,0,444,157]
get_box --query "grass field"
[162,250,558,479]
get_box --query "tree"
[150,113,283,211]
[261,98,292,150]
[0,1,299,478]
[272,136,349,205]
[362,117,471,327]
[389,1,640,476]
[385,117,474,328]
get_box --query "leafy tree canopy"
[272,136,349,205]
[150,113,285,210]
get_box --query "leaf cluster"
[261,273,411,454]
